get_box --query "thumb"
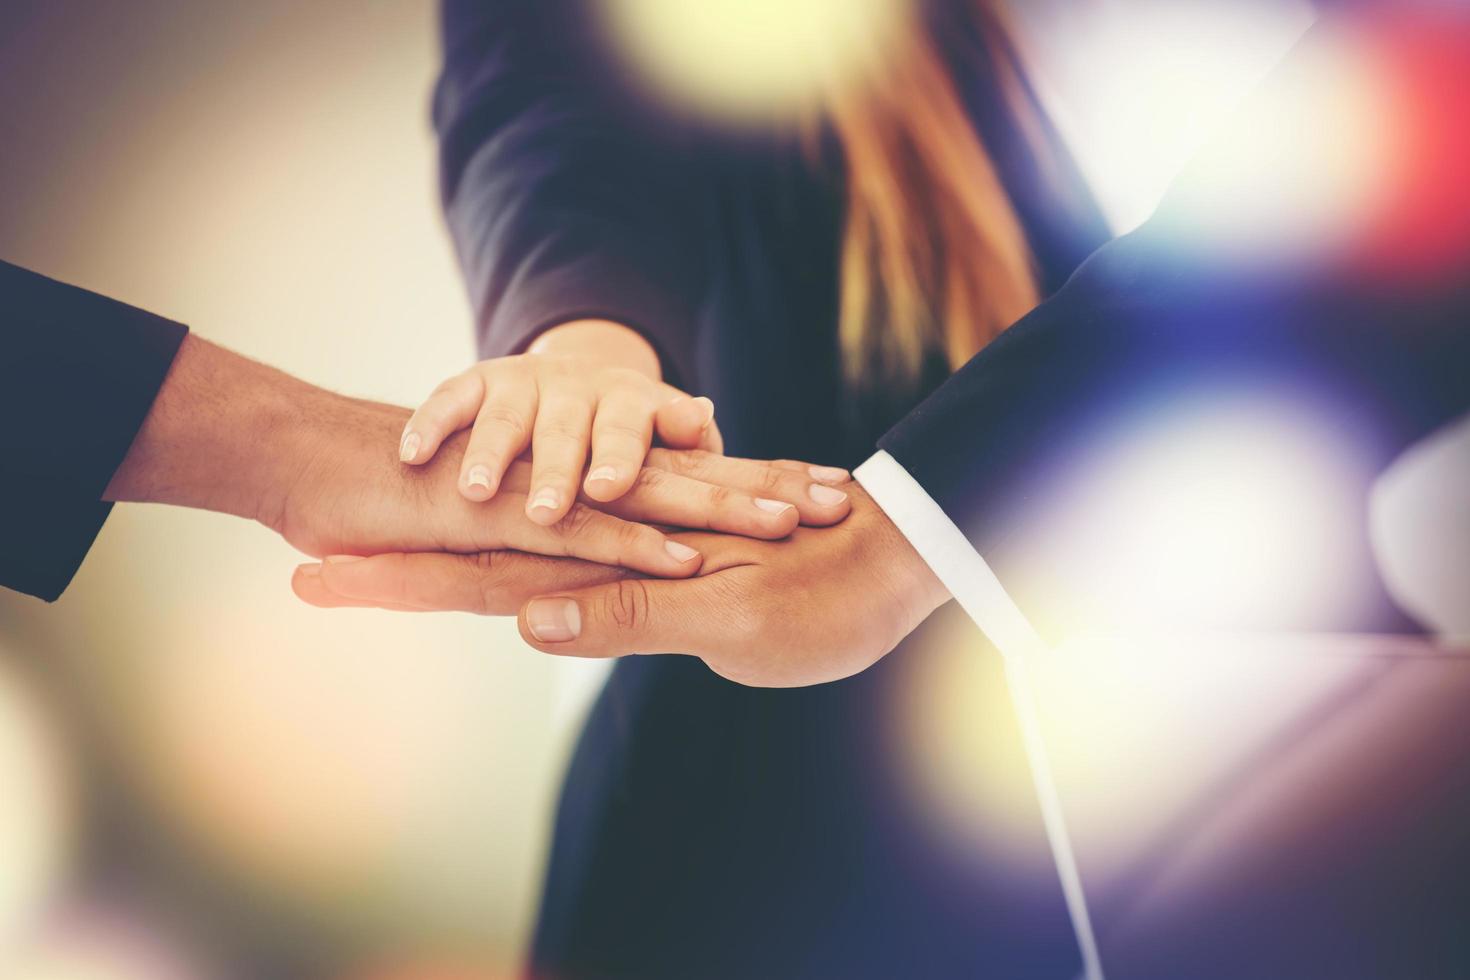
[655,395,716,450]
[518,577,712,658]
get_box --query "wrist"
[265,394,420,548]
[105,336,307,521]
[864,494,951,625]
[258,392,385,535]
[274,396,491,557]
[529,319,663,380]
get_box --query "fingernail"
[809,465,849,484]
[466,465,493,492]
[296,563,321,579]
[528,488,561,514]
[325,554,365,564]
[586,465,619,485]
[693,396,715,427]
[527,598,581,642]
[808,484,848,506]
[664,539,700,563]
[753,497,794,515]
[399,429,421,462]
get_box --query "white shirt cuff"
[855,450,1049,661]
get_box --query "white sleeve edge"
[855,450,1048,660]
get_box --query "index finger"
[645,449,852,525]
[584,387,658,503]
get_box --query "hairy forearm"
[529,319,663,380]
[102,335,390,526]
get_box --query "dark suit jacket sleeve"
[433,0,711,386]
[867,11,1470,633]
[0,260,188,601]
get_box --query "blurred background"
[0,1,604,976]
[3,0,1464,978]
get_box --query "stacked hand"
[116,326,951,687]
[295,475,948,688]
[270,394,852,577]
[106,334,851,581]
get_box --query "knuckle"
[537,420,586,443]
[630,466,666,494]
[603,366,644,386]
[757,467,788,495]
[602,580,652,632]
[480,406,528,432]
[615,519,651,551]
[664,449,710,477]
[595,418,649,443]
[555,503,598,539]
[706,485,734,510]
[472,553,518,614]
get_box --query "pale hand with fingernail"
[398,319,722,526]
[292,481,946,689]
[290,445,856,598]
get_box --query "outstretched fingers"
[598,467,800,539]
[646,449,852,525]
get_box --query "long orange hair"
[828,1,1043,388]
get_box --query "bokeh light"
[1347,15,1470,286]
[1007,385,1369,635]
[597,0,908,123]
[894,628,1426,932]
[0,2,574,971]
[892,618,1054,878]
[1011,0,1316,233]
[1371,412,1470,639]
[0,654,73,955]
[1027,633,1389,900]
[116,577,556,944]
[1155,19,1396,268]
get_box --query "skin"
[104,335,851,576]
[400,319,729,526]
[295,483,952,688]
